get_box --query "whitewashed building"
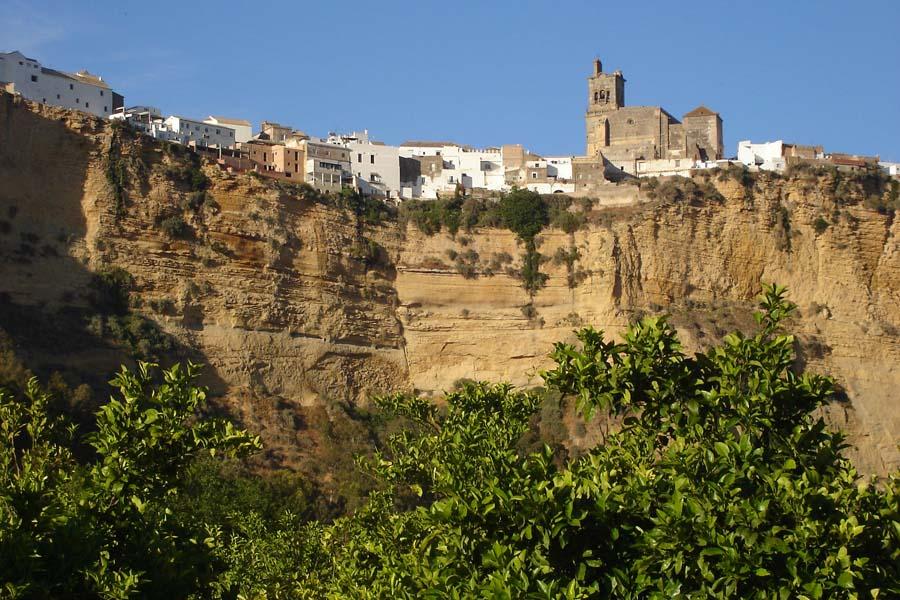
[737,140,787,172]
[879,162,900,178]
[329,131,402,199]
[205,116,252,143]
[399,141,508,199]
[0,50,123,118]
[109,105,163,133]
[163,116,237,149]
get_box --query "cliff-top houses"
[0,50,123,118]
[3,49,895,201]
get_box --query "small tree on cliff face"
[293,285,898,598]
[499,187,548,241]
[499,188,549,295]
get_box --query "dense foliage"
[0,363,259,598]
[1,287,897,598]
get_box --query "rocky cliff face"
[1,93,897,477]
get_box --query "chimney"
[594,58,602,75]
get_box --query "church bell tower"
[585,58,625,156]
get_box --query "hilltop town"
[2,49,897,199]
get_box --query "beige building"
[303,140,352,192]
[585,58,723,169]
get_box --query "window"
[69,84,73,90]
[215,129,220,134]
[531,172,537,179]
[103,106,107,112]
[229,131,232,137]
[30,75,37,82]
[358,153,362,162]
[85,102,89,108]
[370,155,375,164]
[100,90,104,96]
[42,98,46,103]
[75,98,79,104]
[56,94,60,99]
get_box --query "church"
[584,58,723,170]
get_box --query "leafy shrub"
[349,237,382,266]
[454,248,479,279]
[551,209,584,234]
[336,188,395,225]
[88,267,134,315]
[0,363,259,598]
[159,215,189,239]
[181,190,209,212]
[499,188,548,240]
[280,285,899,597]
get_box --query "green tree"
[295,285,899,598]
[0,363,259,598]
[499,187,548,241]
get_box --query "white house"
[545,156,574,181]
[399,141,509,199]
[737,140,787,172]
[879,161,900,178]
[205,116,252,143]
[163,116,237,149]
[0,50,123,118]
[329,131,402,199]
[109,105,165,135]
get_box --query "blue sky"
[2,0,898,161]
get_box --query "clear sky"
[2,0,898,161]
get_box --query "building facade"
[0,51,123,118]
[330,131,402,199]
[585,58,723,170]
[163,116,237,149]
[205,116,252,143]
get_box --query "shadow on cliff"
[0,93,229,431]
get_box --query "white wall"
[0,51,118,118]
[164,116,237,149]
[545,156,574,180]
[347,142,401,199]
[634,158,699,177]
[205,117,252,143]
[737,140,786,172]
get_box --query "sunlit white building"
[0,50,123,118]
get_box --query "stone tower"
[585,59,625,156]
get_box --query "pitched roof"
[684,105,718,118]
[209,116,252,127]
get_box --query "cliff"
[1,92,897,479]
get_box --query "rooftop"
[684,105,719,118]
[400,140,459,148]
[209,116,252,127]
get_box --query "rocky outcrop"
[1,92,897,476]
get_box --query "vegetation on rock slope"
[2,287,897,598]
